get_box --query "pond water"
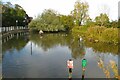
[2,33,118,78]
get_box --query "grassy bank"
[72,26,118,44]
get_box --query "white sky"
[3,0,120,20]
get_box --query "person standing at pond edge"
[81,59,87,79]
[67,59,73,79]
[82,59,87,70]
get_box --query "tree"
[0,1,2,14]
[2,2,29,27]
[14,4,26,26]
[119,18,120,28]
[59,15,74,31]
[0,1,2,27]
[29,9,65,32]
[71,0,89,26]
[85,16,94,27]
[95,13,109,27]
[110,20,118,28]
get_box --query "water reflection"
[84,40,118,55]
[2,35,29,53]
[2,33,118,78]
[97,56,118,78]
[30,33,67,51]
[30,33,86,59]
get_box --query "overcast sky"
[3,0,120,20]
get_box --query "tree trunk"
[79,21,81,26]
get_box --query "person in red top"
[67,59,73,79]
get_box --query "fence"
[1,26,28,33]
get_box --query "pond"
[2,33,118,78]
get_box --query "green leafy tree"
[14,4,26,26]
[110,20,118,28]
[59,15,74,31]
[29,9,66,32]
[95,13,109,27]
[119,18,120,28]
[2,2,29,27]
[71,0,89,26]
[85,16,94,27]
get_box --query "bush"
[72,26,118,44]
[86,26,106,39]
[101,28,118,43]
[72,26,88,34]
[86,26,118,44]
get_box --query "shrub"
[72,26,118,44]
[101,28,118,43]
[86,26,106,40]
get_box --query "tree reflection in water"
[84,40,118,55]
[30,33,86,59]
[30,33,118,59]
[97,56,119,79]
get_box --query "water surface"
[2,33,118,78]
